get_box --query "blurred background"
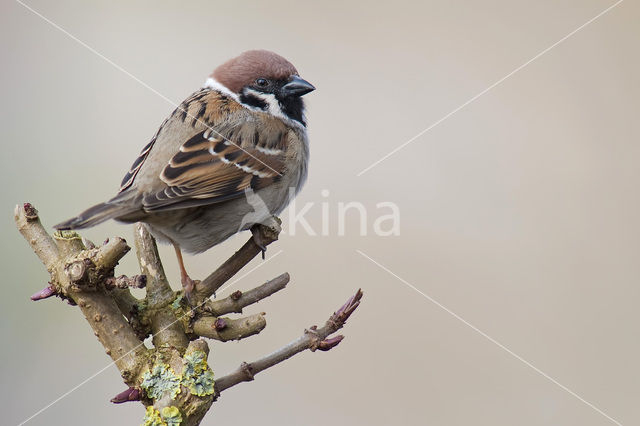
[1,0,639,425]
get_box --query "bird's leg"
[250,224,267,259]
[173,244,196,303]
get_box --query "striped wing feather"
[142,128,286,211]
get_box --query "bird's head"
[205,50,315,127]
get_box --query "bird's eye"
[255,78,268,87]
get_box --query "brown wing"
[119,88,232,193]
[142,126,287,211]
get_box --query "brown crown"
[212,50,299,94]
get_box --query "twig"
[14,204,147,383]
[134,224,173,304]
[104,275,147,290]
[14,203,59,272]
[208,273,290,316]
[215,288,363,393]
[16,203,362,425]
[134,223,189,351]
[94,237,131,271]
[195,220,281,300]
[193,313,267,341]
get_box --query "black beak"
[281,76,315,97]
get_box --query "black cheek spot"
[239,93,268,110]
[278,96,305,126]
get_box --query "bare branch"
[105,275,147,290]
[94,237,130,271]
[70,295,145,382]
[133,224,173,304]
[14,203,59,272]
[54,229,85,259]
[57,234,130,287]
[208,273,290,316]
[192,313,267,341]
[17,204,362,425]
[14,204,148,384]
[195,219,281,300]
[215,288,363,393]
[133,223,188,351]
[109,288,139,313]
[109,287,150,340]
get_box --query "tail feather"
[54,201,138,230]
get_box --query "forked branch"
[215,288,363,393]
[14,203,362,426]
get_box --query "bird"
[55,50,315,301]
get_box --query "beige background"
[1,0,639,425]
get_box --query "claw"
[182,276,197,305]
[251,225,267,259]
[174,243,200,305]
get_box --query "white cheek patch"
[244,89,287,118]
[203,78,305,130]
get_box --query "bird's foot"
[181,276,199,306]
[251,224,267,259]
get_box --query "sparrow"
[55,50,315,301]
